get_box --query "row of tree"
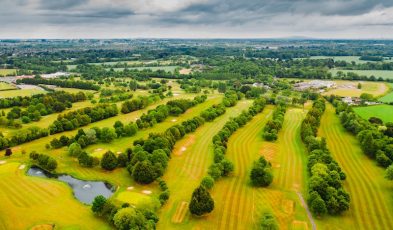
[120,95,161,114]
[0,126,49,150]
[189,98,267,217]
[300,99,350,217]
[91,195,158,229]
[262,104,287,141]
[30,151,57,171]
[49,104,118,134]
[136,95,207,129]
[18,77,100,90]
[329,96,393,168]
[5,91,87,125]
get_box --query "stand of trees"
[29,151,57,171]
[91,195,158,229]
[3,91,86,125]
[49,104,118,134]
[301,99,350,217]
[262,104,287,141]
[329,95,393,168]
[18,77,100,90]
[250,156,273,187]
[136,95,207,129]
[121,95,161,114]
[0,126,49,150]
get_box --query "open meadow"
[330,69,393,81]
[353,104,393,123]
[322,80,389,97]
[0,69,17,76]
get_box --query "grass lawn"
[353,104,393,123]
[322,80,389,97]
[0,162,110,230]
[0,89,47,98]
[318,104,393,230]
[0,69,17,76]
[0,82,17,91]
[330,69,393,80]
[379,83,393,103]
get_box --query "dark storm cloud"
[1,0,393,38]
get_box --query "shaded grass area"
[353,104,393,123]
[318,104,393,230]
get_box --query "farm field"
[330,69,393,80]
[353,104,393,123]
[0,89,47,98]
[318,104,393,230]
[0,69,17,76]
[322,80,389,97]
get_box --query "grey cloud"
[39,0,89,10]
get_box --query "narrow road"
[296,191,317,230]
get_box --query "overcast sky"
[1,0,393,39]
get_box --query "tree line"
[3,91,86,126]
[263,104,287,141]
[328,95,393,168]
[18,77,100,90]
[300,99,350,217]
[189,97,267,217]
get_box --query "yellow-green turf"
[378,83,393,102]
[198,107,313,230]
[0,69,17,76]
[322,80,389,97]
[0,82,17,91]
[353,104,393,123]
[0,89,47,98]
[86,95,223,157]
[318,104,393,230]
[0,162,110,230]
[157,100,254,229]
[53,87,97,94]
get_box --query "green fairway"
[353,104,393,123]
[183,106,312,230]
[157,100,254,229]
[330,69,393,80]
[0,162,110,230]
[318,104,393,230]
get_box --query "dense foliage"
[250,156,274,187]
[300,99,350,216]
[29,151,57,171]
[262,105,287,141]
[18,77,100,90]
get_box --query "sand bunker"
[19,164,25,170]
[171,119,177,122]
[0,160,6,165]
[142,190,152,195]
[127,186,134,191]
[94,148,103,152]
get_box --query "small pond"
[27,166,114,204]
